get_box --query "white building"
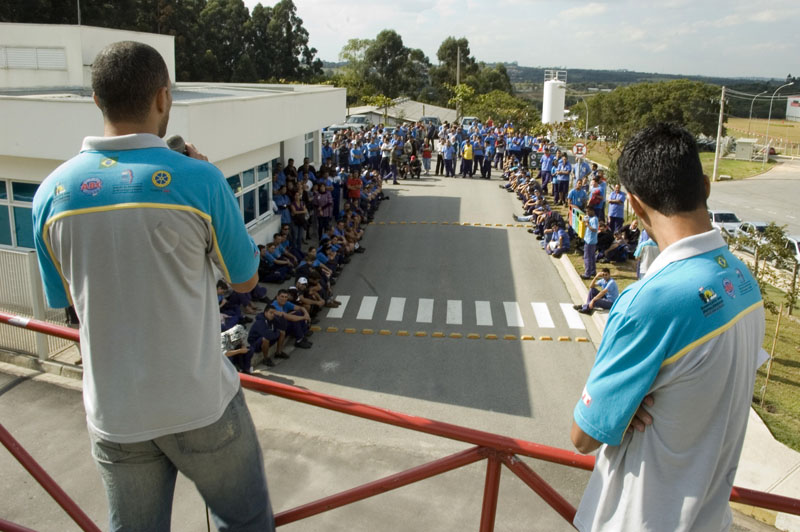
[786,94,800,123]
[0,22,345,250]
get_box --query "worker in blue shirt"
[321,141,334,165]
[539,149,554,195]
[472,136,484,178]
[554,154,572,205]
[483,140,495,179]
[443,141,456,177]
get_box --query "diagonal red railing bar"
[502,454,578,527]
[0,423,101,532]
[275,446,485,526]
[0,519,38,532]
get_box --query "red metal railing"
[2,310,800,531]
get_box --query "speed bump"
[467,333,481,340]
[504,334,517,341]
[539,336,553,341]
[362,329,374,335]
[576,337,590,343]
[326,327,339,333]
[432,332,445,338]
[379,329,392,336]
[449,333,463,339]
[485,334,498,340]
[558,336,570,342]
[397,330,410,336]
[344,328,357,334]
[521,335,535,341]
[414,331,428,337]
[310,326,322,332]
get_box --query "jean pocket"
[176,393,242,454]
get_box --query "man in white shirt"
[571,123,764,531]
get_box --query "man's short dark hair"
[618,123,706,215]
[601,267,611,274]
[92,41,169,123]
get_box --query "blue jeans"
[90,388,274,532]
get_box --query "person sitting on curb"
[574,268,618,315]
[248,306,286,368]
[221,324,252,373]
[546,221,571,258]
[271,289,313,349]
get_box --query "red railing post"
[0,423,101,532]
[479,451,503,532]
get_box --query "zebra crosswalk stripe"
[386,297,406,322]
[446,299,463,325]
[326,295,350,319]
[356,296,378,320]
[560,303,585,329]
[475,301,493,326]
[503,302,524,328]
[531,302,555,328]
[416,298,434,323]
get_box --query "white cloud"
[559,2,608,18]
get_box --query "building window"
[1,46,67,70]
[226,159,276,228]
[304,132,315,163]
[0,180,39,249]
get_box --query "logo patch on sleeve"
[581,387,592,407]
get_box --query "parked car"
[460,116,480,132]
[344,114,371,128]
[779,235,800,268]
[734,221,768,255]
[709,210,742,241]
[420,116,441,129]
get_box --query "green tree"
[199,0,252,82]
[464,90,541,130]
[262,0,322,81]
[572,80,720,142]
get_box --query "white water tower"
[542,70,567,124]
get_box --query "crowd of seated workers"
[488,127,646,290]
[219,151,388,374]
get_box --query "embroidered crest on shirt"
[99,157,118,169]
[151,170,171,188]
[698,286,724,316]
[80,177,103,196]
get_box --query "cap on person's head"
[298,277,308,285]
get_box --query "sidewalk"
[555,254,800,531]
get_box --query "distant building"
[347,97,457,127]
[0,22,345,250]
[786,95,800,123]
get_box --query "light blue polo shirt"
[574,230,765,531]
[32,134,259,443]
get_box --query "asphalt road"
[708,158,800,236]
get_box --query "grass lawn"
[753,284,800,452]
[727,117,800,145]
[700,152,776,180]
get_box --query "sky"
[243,0,799,80]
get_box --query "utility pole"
[456,47,461,121]
[77,0,81,25]
[712,86,725,182]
